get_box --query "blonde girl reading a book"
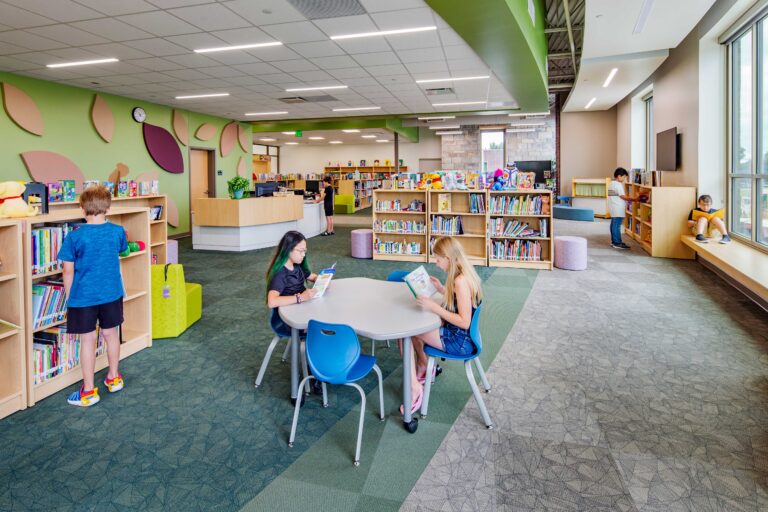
[404,236,483,415]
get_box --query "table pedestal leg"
[402,336,418,433]
[290,327,302,406]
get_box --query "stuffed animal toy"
[0,182,38,218]
[541,195,551,215]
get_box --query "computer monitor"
[514,160,552,184]
[305,180,320,194]
[255,181,278,197]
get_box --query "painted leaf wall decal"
[91,94,114,142]
[237,156,247,177]
[2,83,44,136]
[135,171,159,183]
[143,123,183,174]
[172,110,188,146]
[238,124,250,152]
[166,196,180,227]
[195,123,216,141]
[108,163,129,184]
[220,121,237,157]
[21,151,85,191]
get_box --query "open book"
[311,262,336,299]
[404,266,438,298]
[690,208,724,221]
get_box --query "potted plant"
[227,176,250,199]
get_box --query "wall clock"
[132,107,146,123]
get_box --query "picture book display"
[404,266,438,298]
[437,193,451,213]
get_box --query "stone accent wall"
[505,115,556,163]
[440,126,480,170]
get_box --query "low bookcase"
[372,190,428,262]
[488,190,553,270]
[428,190,488,266]
[0,220,27,419]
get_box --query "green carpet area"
[0,227,535,511]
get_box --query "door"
[190,149,215,228]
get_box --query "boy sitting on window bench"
[688,194,731,244]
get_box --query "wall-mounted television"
[656,127,678,171]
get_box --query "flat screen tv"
[305,180,320,193]
[656,127,678,171]
[515,160,552,183]
[255,181,278,197]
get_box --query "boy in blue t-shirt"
[58,185,128,407]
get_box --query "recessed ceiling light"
[506,128,536,133]
[332,106,381,112]
[428,125,460,130]
[508,112,550,117]
[47,57,119,68]
[194,41,282,53]
[376,139,389,143]
[435,131,463,135]
[585,97,597,109]
[245,111,288,116]
[282,131,296,135]
[285,85,348,92]
[342,129,360,133]
[330,26,436,40]
[308,136,325,140]
[259,138,276,141]
[285,142,299,145]
[416,75,489,84]
[329,141,343,144]
[175,92,229,99]
[431,101,486,107]
[603,68,618,88]
[633,0,655,34]
[417,115,456,120]
[361,135,377,138]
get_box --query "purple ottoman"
[554,236,587,271]
[166,239,178,264]
[351,229,373,259]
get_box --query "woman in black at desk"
[315,176,334,236]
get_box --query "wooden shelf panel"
[373,231,426,236]
[124,289,147,302]
[430,211,486,216]
[489,259,552,269]
[0,272,16,283]
[33,318,66,333]
[488,214,549,218]
[32,269,63,279]
[373,210,426,215]
[490,236,550,240]
[0,325,19,341]
[120,250,147,260]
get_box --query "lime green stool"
[151,264,202,339]
[186,283,202,328]
[334,194,355,214]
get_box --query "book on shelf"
[491,239,543,261]
[31,223,82,275]
[469,193,486,213]
[404,266,438,298]
[375,199,425,212]
[374,239,421,255]
[31,281,67,330]
[373,219,425,234]
[489,194,543,215]
[489,218,547,238]
[47,182,63,203]
[32,326,106,385]
[431,215,463,235]
[437,193,451,213]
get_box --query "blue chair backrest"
[469,303,483,354]
[386,270,410,282]
[306,320,361,384]
[270,308,291,338]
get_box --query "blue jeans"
[610,217,623,245]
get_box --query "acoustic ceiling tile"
[74,0,157,16]
[290,70,334,82]
[260,21,327,44]
[71,18,155,42]
[0,30,69,51]
[223,0,306,26]
[123,38,189,56]
[310,55,357,70]
[351,51,400,67]
[83,42,154,60]
[165,33,227,51]
[289,40,345,59]
[168,4,251,32]
[271,58,318,73]
[312,15,377,37]
[2,0,102,23]
[163,53,221,68]
[0,4,56,28]
[395,46,444,63]
[118,11,201,37]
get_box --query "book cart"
[428,190,488,266]
[488,190,553,270]
[23,206,152,406]
[372,189,428,263]
[0,220,27,419]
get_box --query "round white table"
[279,277,441,433]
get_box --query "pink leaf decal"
[91,94,114,142]
[21,151,85,190]
[166,196,180,227]
[237,156,247,177]
[195,123,216,141]
[238,124,250,152]
[2,83,44,136]
[143,123,183,174]
[172,110,188,146]
[108,163,130,184]
[220,121,237,157]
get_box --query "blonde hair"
[80,185,111,216]
[432,236,482,312]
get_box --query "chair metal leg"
[420,356,436,418]
[300,341,311,395]
[288,376,313,447]
[255,335,281,388]
[465,361,493,429]
[322,383,328,407]
[386,340,391,348]
[281,339,291,362]
[346,382,366,466]
[370,339,375,356]
[372,364,385,420]
[473,358,491,392]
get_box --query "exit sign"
[296,130,302,137]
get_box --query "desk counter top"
[193,196,304,227]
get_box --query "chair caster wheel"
[323,403,329,408]
[403,418,418,433]
[485,389,491,393]
[486,425,494,430]
[291,396,305,407]
[353,460,360,467]
[435,365,443,377]
[288,442,294,448]
[380,417,385,422]
[254,384,259,388]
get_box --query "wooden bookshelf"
[572,178,610,218]
[624,184,695,259]
[428,190,488,266]
[488,190,554,270]
[325,166,407,175]
[0,220,27,419]
[372,190,428,262]
[23,206,152,406]
[337,179,381,211]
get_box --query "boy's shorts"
[67,297,123,334]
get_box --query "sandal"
[400,388,423,416]
[417,365,443,385]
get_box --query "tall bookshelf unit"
[372,190,428,262]
[23,206,153,406]
[338,179,380,211]
[572,178,610,218]
[324,166,407,176]
[488,190,553,270]
[428,190,488,266]
[0,220,27,419]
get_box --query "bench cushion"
[553,205,594,221]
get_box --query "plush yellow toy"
[0,182,38,218]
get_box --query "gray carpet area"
[401,219,768,512]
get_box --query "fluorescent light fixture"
[585,97,597,109]
[508,111,549,117]
[308,136,325,140]
[329,141,343,144]
[376,139,389,143]
[259,138,276,141]
[431,101,486,107]
[435,131,463,135]
[332,106,381,112]
[417,115,456,120]
[285,85,348,92]
[428,125,460,130]
[245,111,288,116]
[603,68,618,88]
[47,57,118,68]
[282,131,296,135]
[361,135,377,138]
[633,0,655,34]
[341,129,360,133]
[194,41,282,53]
[285,142,299,145]
[331,26,436,41]
[506,128,535,133]
[175,92,229,99]
[416,75,489,84]
[509,122,545,127]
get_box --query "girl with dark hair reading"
[266,231,318,310]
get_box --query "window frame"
[643,93,654,171]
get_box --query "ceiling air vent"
[426,87,454,96]
[287,0,366,19]
[279,95,338,104]
[279,97,306,104]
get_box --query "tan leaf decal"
[21,151,85,190]
[195,123,216,141]
[2,83,44,136]
[91,94,114,142]
[108,163,130,184]
[238,124,250,152]
[237,156,247,177]
[172,110,188,146]
[166,196,180,227]
[220,121,237,157]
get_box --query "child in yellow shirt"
[688,195,730,244]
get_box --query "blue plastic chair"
[420,303,493,428]
[557,195,573,207]
[288,320,385,466]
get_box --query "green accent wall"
[0,71,252,235]
[250,117,419,142]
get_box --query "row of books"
[431,215,464,235]
[30,224,80,275]
[490,240,543,261]
[32,327,106,385]
[82,179,159,199]
[489,219,548,238]
[489,194,544,215]
[469,193,486,214]
[31,282,67,330]
[374,239,422,255]
[373,219,426,234]
[375,199,425,212]
[46,180,76,203]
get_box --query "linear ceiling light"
[376,139,389,143]
[361,135,377,138]
[436,131,463,135]
[308,136,325,140]
[506,128,535,133]
[428,125,460,130]
[508,111,549,117]
[175,92,229,99]
[417,115,456,120]
[259,138,276,141]
[633,0,655,34]
[603,68,618,88]
[282,131,296,135]
[329,141,343,144]
[585,97,597,109]
[432,101,486,107]
[47,57,118,68]
[285,142,299,145]
[245,111,288,116]
[331,26,436,40]
[285,85,348,92]
[194,41,282,53]
[332,106,381,112]
[416,75,489,84]
[509,122,545,127]
[341,129,360,133]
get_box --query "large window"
[728,16,768,246]
[481,131,504,173]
